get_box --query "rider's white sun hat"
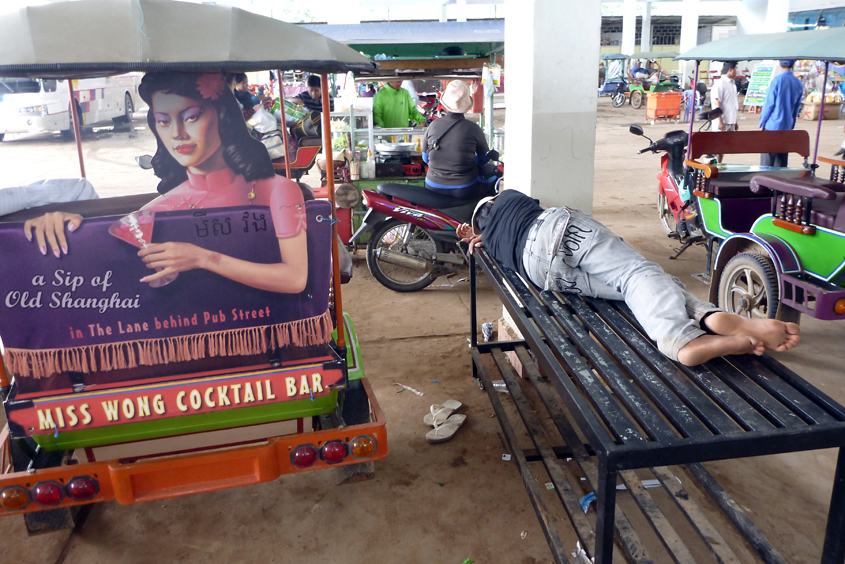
[440,80,473,114]
[471,194,500,236]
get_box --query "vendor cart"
[0,0,386,531]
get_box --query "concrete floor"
[1,99,845,563]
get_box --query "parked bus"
[0,74,141,141]
[788,6,845,30]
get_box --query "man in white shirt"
[711,62,739,163]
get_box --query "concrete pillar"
[504,0,600,212]
[456,0,467,23]
[440,3,448,22]
[679,0,700,88]
[737,0,767,35]
[764,0,790,32]
[641,1,652,52]
[621,0,637,56]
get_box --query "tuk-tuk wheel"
[718,253,780,319]
[631,90,644,109]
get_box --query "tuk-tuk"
[663,27,845,323]
[602,51,683,109]
[0,0,387,531]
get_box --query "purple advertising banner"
[0,202,332,381]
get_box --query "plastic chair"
[683,90,702,123]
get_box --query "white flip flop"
[423,400,463,426]
[425,414,467,444]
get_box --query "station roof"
[299,20,503,59]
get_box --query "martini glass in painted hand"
[109,210,178,288]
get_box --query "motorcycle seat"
[377,183,487,210]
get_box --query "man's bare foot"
[703,312,800,351]
[677,334,765,366]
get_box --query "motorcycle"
[629,108,722,243]
[417,89,448,122]
[350,150,503,292]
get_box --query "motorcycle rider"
[457,190,801,366]
[421,81,496,200]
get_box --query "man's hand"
[456,223,474,241]
[715,118,724,131]
[457,223,484,254]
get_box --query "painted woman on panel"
[24,71,308,293]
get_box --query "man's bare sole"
[678,334,765,366]
[703,312,801,351]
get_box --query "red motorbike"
[629,108,722,241]
[417,90,448,122]
[350,151,502,291]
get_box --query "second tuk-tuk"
[0,0,387,531]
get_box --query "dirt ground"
[1,99,845,564]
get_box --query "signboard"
[0,72,336,392]
[744,61,776,107]
[0,204,333,386]
[7,362,343,435]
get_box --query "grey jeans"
[522,208,720,361]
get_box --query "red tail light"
[292,445,318,469]
[321,441,347,464]
[32,481,64,507]
[66,477,99,501]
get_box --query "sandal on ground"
[425,414,467,444]
[423,400,463,426]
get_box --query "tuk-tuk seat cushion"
[709,179,771,198]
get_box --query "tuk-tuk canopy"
[600,53,631,61]
[635,51,680,60]
[0,0,377,79]
[676,28,845,62]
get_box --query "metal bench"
[469,248,845,564]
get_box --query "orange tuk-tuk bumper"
[0,378,386,515]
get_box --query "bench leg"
[822,448,845,564]
[595,460,618,564]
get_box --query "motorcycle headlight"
[19,105,48,116]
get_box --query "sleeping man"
[457,190,800,366]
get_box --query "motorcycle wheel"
[718,253,781,319]
[631,90,644,109]
[366,219,444,292]
[657,193,678,236]
[611,92,626,108]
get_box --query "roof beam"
[375,57,487,70]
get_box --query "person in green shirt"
[373,81,426,128]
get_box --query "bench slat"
[619,469,699,564]
[756,355,845,420]
[514,347,658,564]
[555,293,713,440]
[470,348,573,564]
[612,302,778,432]
[540,291,682,445]
[490,348,606,560]
[650,466,745,564]
[587,297,741,436]
[727,356,836,425]
[706,358,806,428]
[480,252,632,453]
[499,266,647,446]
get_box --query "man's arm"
[405,90,426,126]
[373,91,384,127]
[712,82,724,130]
[457,223,483,254]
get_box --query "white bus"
[0,73,142,141]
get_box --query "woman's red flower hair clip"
[196,73,226,100]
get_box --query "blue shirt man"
[759,60,804,167]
